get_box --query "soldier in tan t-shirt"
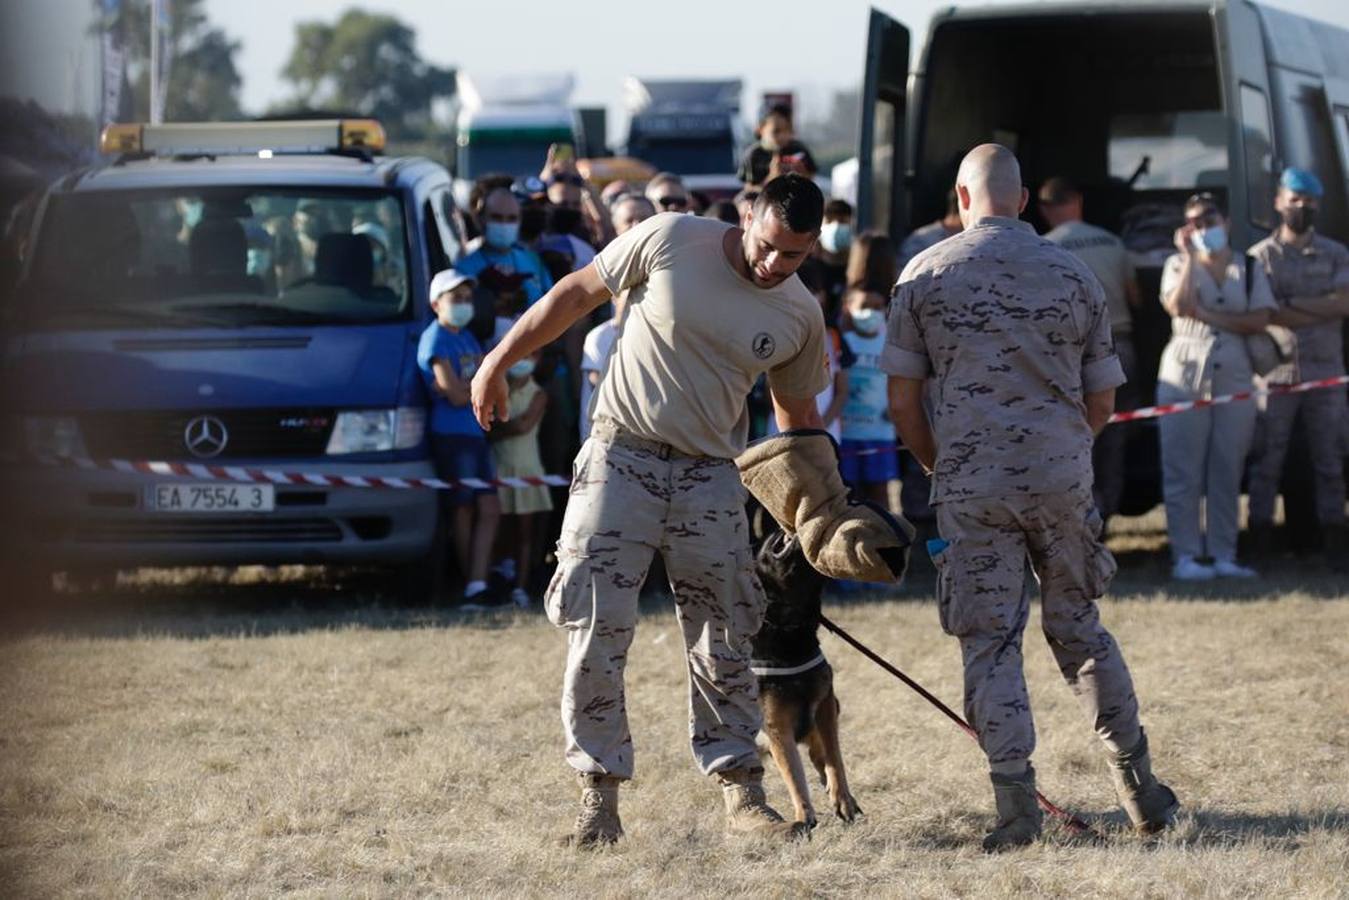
[884,144,1177,850]
[472,175,832,846]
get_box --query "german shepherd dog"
[749,507,862,830]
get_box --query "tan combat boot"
[560,772,623,848]
[1108,728,1179,835]
[716,767,804,839]
[982,765,1044,852]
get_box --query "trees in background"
[93,0,244,122]
[276,9,455,140]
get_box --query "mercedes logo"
[184,415,229,459]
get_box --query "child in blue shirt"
[840,287,899,510]
[418,268,501,607]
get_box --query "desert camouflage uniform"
[882,216,1142,767]
[546,419,764,780]
[1247,231,1349,528]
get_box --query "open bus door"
[856,8,910,242]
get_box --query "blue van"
[3,120,464,598]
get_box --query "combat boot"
[1108,728,1179,835]
[560,772,623,848]
[982,765,1043,852]
[717,767,803,839]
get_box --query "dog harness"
[749,651,827,677]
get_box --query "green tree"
[93,0,244,121]
[277,8,454,139]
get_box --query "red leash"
[819,614,1100,839]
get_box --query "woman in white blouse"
[1157,193,1276,581]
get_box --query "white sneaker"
[1212,559,1258,578]
[510,587,531,608]
[1172,557,1216,581]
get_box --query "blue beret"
[1279,167,1324,198]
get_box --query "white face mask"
[508,358,536,378]
[820,222,852,255]
[850,307,883,336]
[1191,224,1228,254]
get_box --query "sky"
[205,0,1349,138]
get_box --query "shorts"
[839,439,899,486]
[430,433,497,506]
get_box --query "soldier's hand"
[470,364,511,431]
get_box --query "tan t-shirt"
[591,213,830,459]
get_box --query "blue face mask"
[447,302,475,329]
[1192,224,1228,254]
[508,359,536,378]
[484,221,519,249]
[820,222,853,255]
[850,307,883,336]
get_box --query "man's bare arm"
[771,389,825,433]
[472,262,612,429]
[1085,388,1116,436]
[888,376,936,472]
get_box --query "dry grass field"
[2,516,1348,898]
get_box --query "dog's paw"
[834,792,862,823]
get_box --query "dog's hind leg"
[763,701,817,828]
[810,692,862,823]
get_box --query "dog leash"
[818,614,1100,839]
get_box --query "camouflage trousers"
[1248,363,1348,527]
[544,420,766,781]
[932,491,1141,767]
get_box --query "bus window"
[870,99,897,235]
[1108,111,1228,190]
[1240,84,1276,229]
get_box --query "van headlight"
[325,408,426,454]
[23,416,87,459]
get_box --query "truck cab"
[857,1,1349,513]
[2,119,465,597]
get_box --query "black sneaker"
[460,586,511,612]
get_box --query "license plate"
[144,483,275,513]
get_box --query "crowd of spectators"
[417,114,1348,605]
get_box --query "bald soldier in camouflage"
[883,144,1178,850]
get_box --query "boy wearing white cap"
[418,269,501,606]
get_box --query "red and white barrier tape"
[10,374,1346,485]
[1104,374,1349,424]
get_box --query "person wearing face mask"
[1246,168,1349,568]
[839,287,898,512]
[458,187,554,308]
[487,351,553,607]
[815,199,854,317]
[1156,194,1277,581]
[418,269,503,608]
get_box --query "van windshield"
[22,187,410,330]
[1108,111,1229,190]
